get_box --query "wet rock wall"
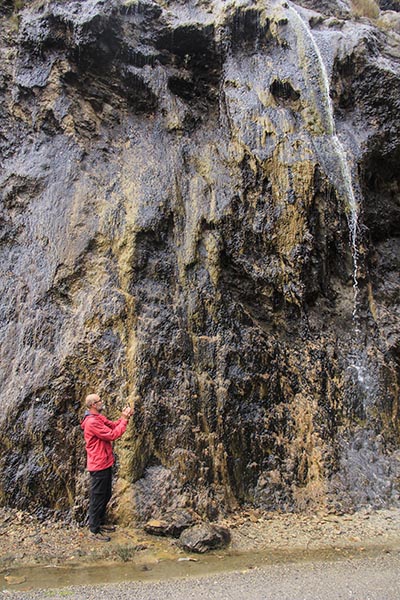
[0,0,399,521]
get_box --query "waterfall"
[286,2,360,317]
[286,2,375,417]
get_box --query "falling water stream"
[285,2,374,413]
[286,1,360,317]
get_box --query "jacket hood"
[81,411,98,429]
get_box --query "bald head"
[85,394,100,409]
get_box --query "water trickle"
[345,343,380,419]
[285,2,376,421]
[286,1,360,317]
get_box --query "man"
[81,393,133,542]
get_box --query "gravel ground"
[1,506,400,597]
[2,506,400,568]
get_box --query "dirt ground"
[1,505,400,577]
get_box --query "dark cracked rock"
[0,0,399,523]
[178,523,231,553]
[144,508,201,537]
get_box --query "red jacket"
[81,413,128,472]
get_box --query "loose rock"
[144,509,200,538]
[178,524,231,553]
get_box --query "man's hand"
[121,406,132,419]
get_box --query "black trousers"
[88,467,112,533]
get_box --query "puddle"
[2,543,395,593]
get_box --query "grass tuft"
[114,544,136,563]
[351,0,380,19]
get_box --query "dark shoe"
[89,531,111,542]
[100,525,116,532]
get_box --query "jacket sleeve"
[101,416,125,430]
[87,417,128,441]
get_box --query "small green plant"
[114,544,136,563]
[351,0,380,19]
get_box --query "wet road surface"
[4,550,400,600]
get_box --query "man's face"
[93,397,104,412]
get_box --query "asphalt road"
[4,550,400,600]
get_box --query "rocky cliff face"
[0,0,399,523]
